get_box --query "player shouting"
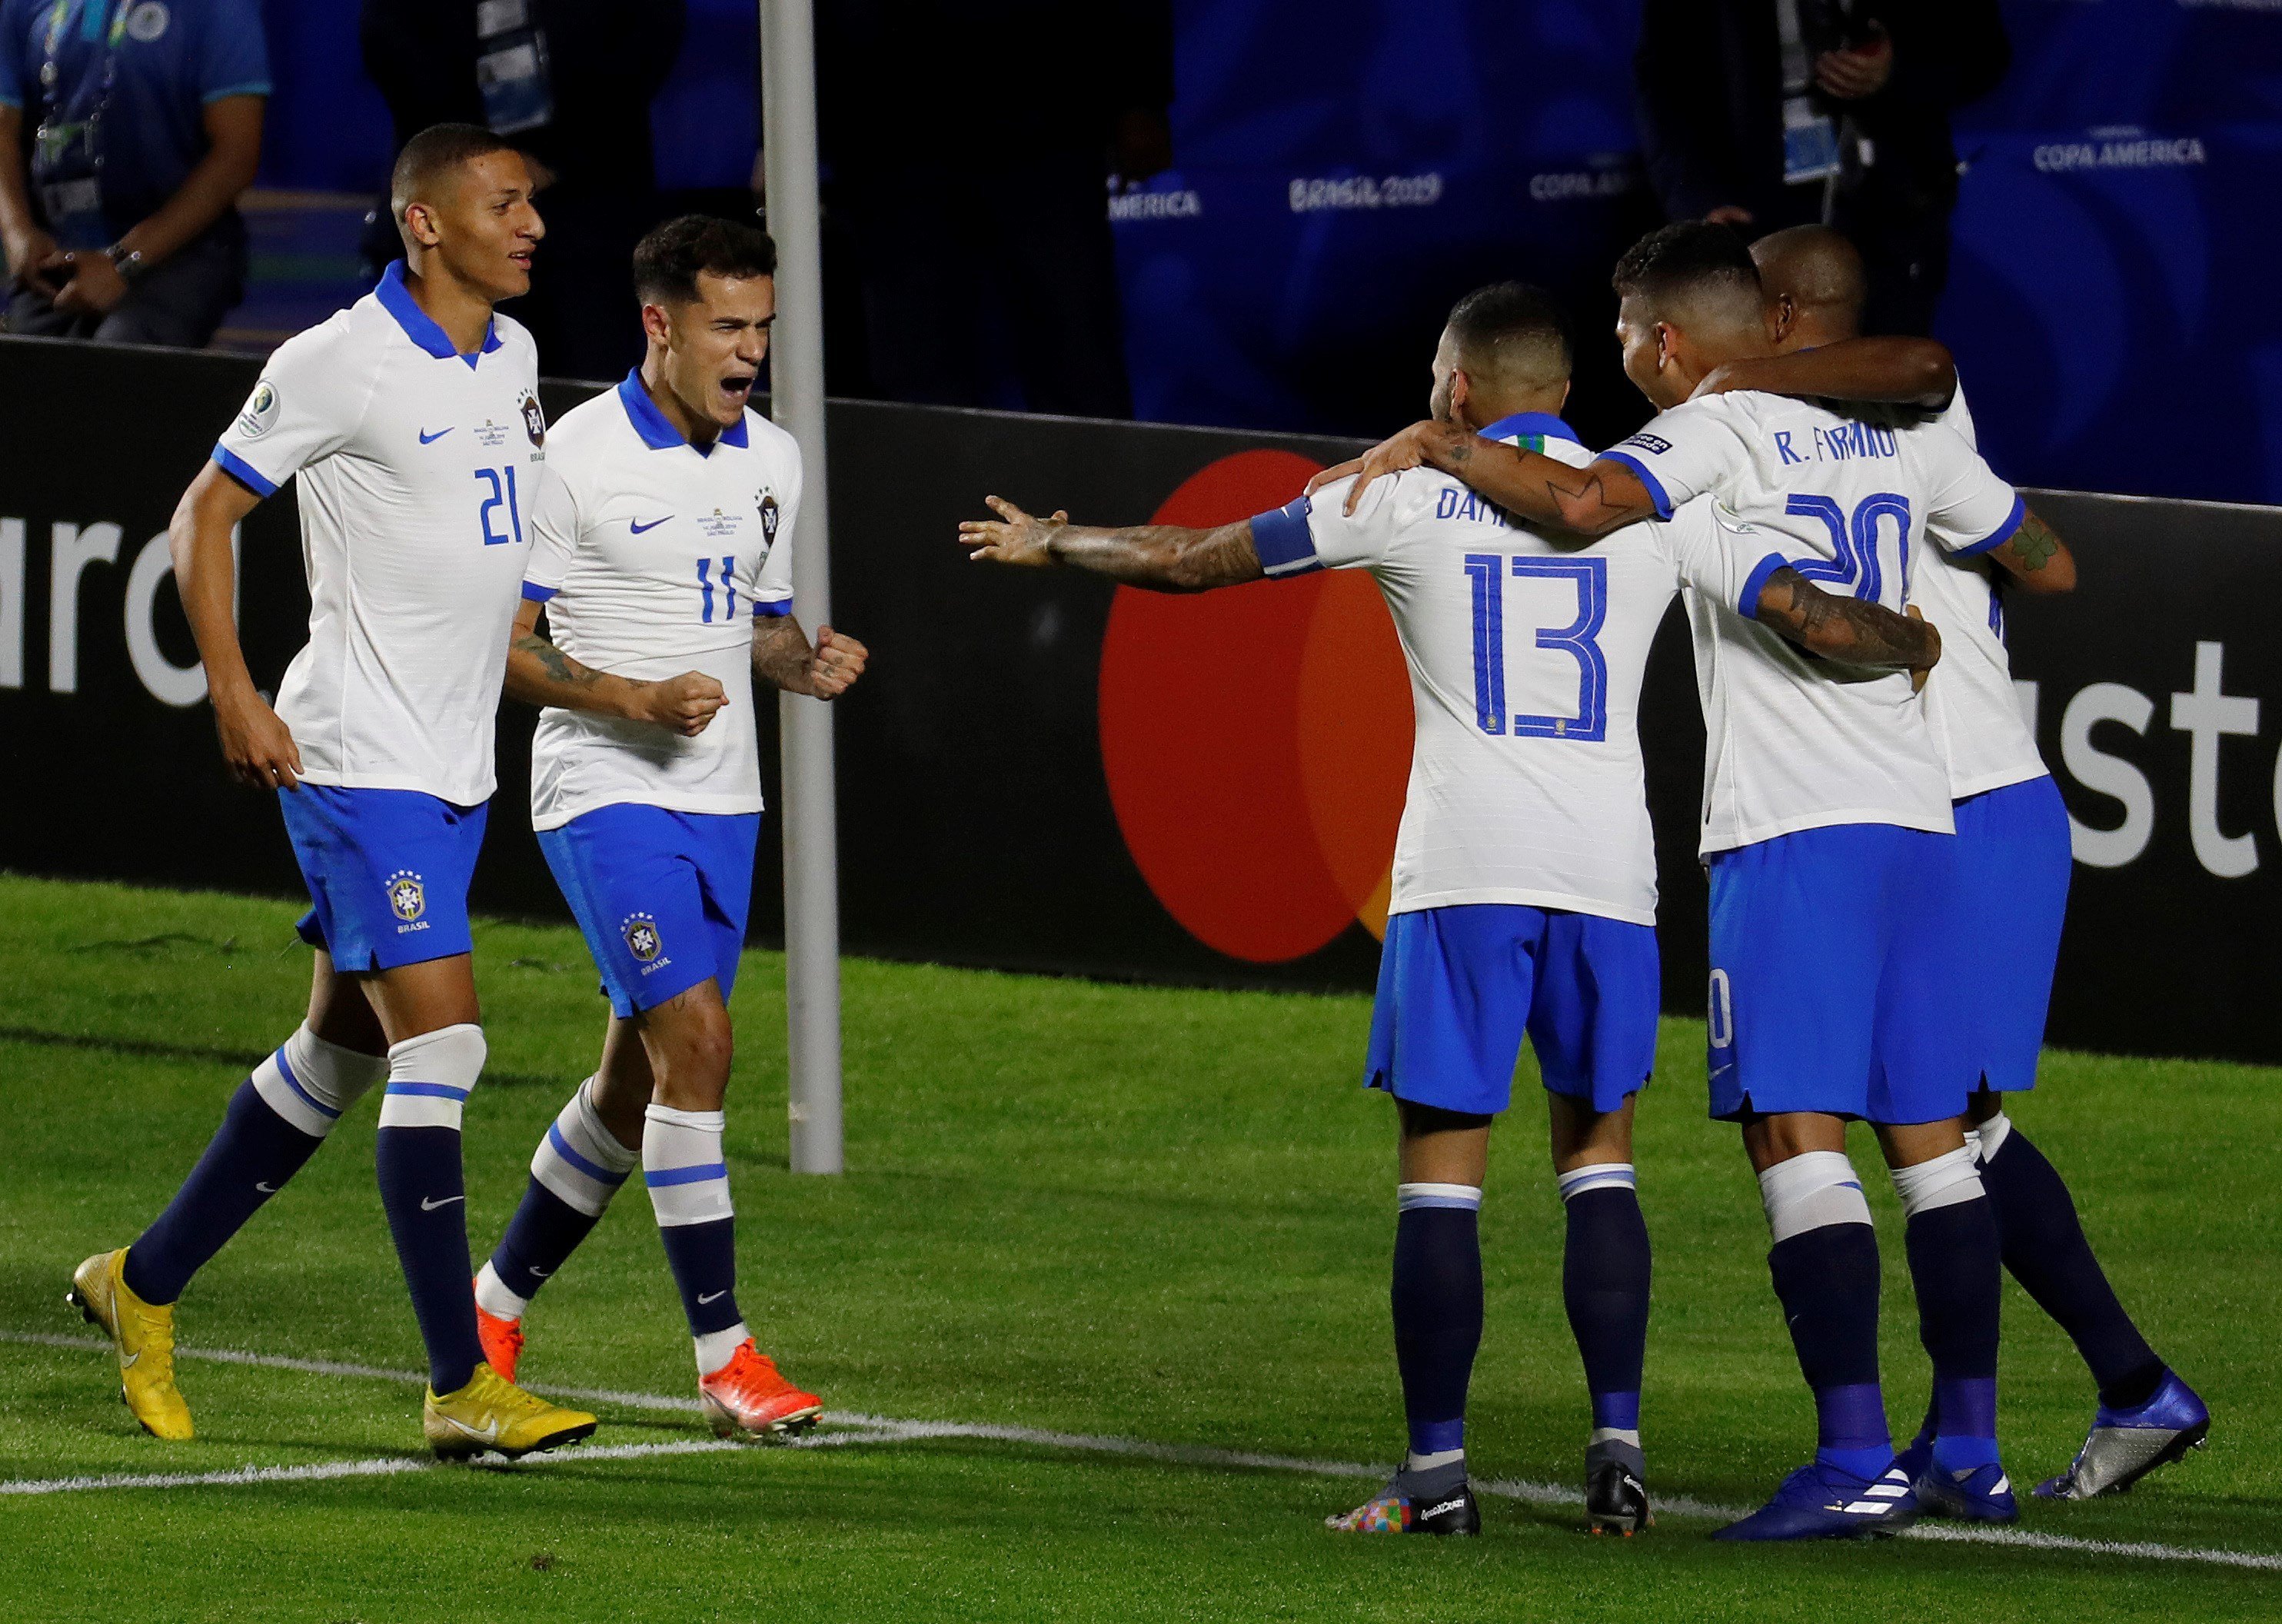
[962,282,1904,1538]
[1325,222,2034,1539]
[465,216,863,1437]
[71,125,597,1459]
[1708,225,2209,1503]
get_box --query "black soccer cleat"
[1585,1439,1652,1536]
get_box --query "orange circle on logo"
[1096,450,1413,963]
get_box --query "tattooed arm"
[1303,421,1655,539]
[1691,338,1957,410]
[752,613,867,698]
[504,597,730,737]
[1981,504,2074,594]
[959,494,1266,591]
[1753,567,1943,687]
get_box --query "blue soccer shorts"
[1364,903,1661,1116]
[279,785,489,971]
[537,804,760,1018]
[1946,775,2071,1095]
[1705,821,1971,1125]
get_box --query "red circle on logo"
[1096,450,1412,963]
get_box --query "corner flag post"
[760,0,843,1174]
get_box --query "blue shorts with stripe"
[1364,904,1660,1117]
[279,786,488,971]
[1705,821,1971,1125]
[537,804,759,1018]
[1945,775,2071,1094]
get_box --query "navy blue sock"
[1391,1196,1482,1459]
[1981,1126,2164,1410]
[658,1216,741,1336]
[375,1126,484,1393]
[489,1180,605,1306]
[1768,1223,1891,1479]
[124,1080,324,1306]
[1904,1198,2003,1473]
[1562,1186,1650,1432]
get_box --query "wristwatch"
[105,242,149,284]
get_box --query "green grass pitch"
[1,871,2277,1621]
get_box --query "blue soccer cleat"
[1713,1459,1919,1542]
[2035,1369,2210,1500]
[1914,1461,2018,1523]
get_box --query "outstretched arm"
[960,494,1265,592]
[1754,567,1942,687]
[1691,338,1958,410]
[1986,504,2074,594]
[506,599,730,737]
[1303,421,1656,538]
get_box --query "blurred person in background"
[361,0,684,381]
[1633,0,2008,335]
[819,0,1173,419]
[0,0,267,345]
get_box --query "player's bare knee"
[1874,1116,1970,1170]
[1548,1093,1635,1173]
[1739,1110,1847,1174]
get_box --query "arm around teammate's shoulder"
[960,495,1266,592]
[1306,421,1659,539]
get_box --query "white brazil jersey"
[521,373,802,831]
[1252,414,1680,926]
[1602,390,2024,855]
[1905,380,2050,799]
[212,261,545,807]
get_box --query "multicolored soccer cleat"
[68,1248,193,1442]
[422,1363,597,1461]
[1914,1460,2018,1522]
[1585,1438,1652,1536]
[1712,1459,1919,1542]
[698,1340,823,1439]
[472,1283,524,1386]
[1325,1480,1481,1536]
[2035,1369,2210,1500]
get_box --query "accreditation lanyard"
[30,0,126,245]
[1775,0,1841,187]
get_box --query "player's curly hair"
[1611,221,1761,311]
[633,215,780,307]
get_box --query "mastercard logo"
[1097,450,1414,963]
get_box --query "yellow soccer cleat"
[422,1362,598,1461]
[68,1248,194,1442]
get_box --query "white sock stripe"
[1757,1150,1874,1244]
[645,1103,734,1227]
[569,1078,641,1174]
[375,1024,485,1132]
[1557,1162,1637,1200]
[1891,1143,1987,1218]
[694,1322,749,1379]
[472,1262,528,1322]
[1974,1111,2014,1164]
[289,1025,390,1105]
[1395,1182,1482,1212]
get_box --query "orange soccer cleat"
[472,1282,525,1386]
[698,1340,822,1439]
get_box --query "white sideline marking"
[8,1331,2277,1571]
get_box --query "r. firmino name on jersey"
[1772,420,1901,467]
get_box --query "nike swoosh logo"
[120,1349,141,1369]
[530,1266,552,1278]
[254,1181,279,1193]
[418,427,454,444]
[697,1290,727,1305]
[421,1195,466,1211]
[629,515,672,534]
[440,1413,501,1442]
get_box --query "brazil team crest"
[386,870,427,927]
[758,491,780,544]
[622,912,664,964]
[521,391,547,446]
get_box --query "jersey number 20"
[1464,554,1608,742]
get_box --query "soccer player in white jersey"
[962,283,1898,1539]
[67,125,597,1461]
[461,216,864,1438]
[1708,225,2209,1503]
[1327,222,2038,1539]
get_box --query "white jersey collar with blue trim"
[376,261,502,365]
[1475,411,1580,447]
[616,369,751,454]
